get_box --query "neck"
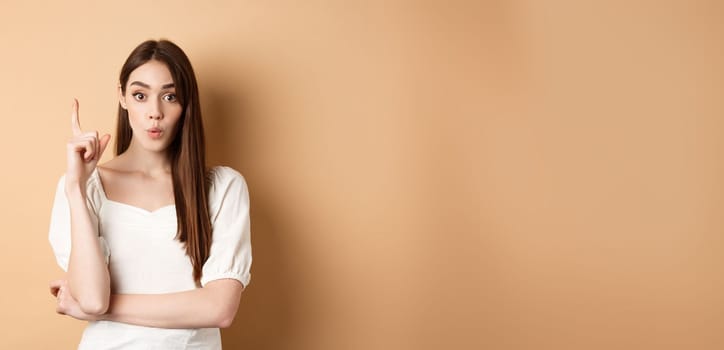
[122,139,173,175]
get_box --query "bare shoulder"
[96,157,132,186]
[97,156,128,176]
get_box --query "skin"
[50,60,244,328]
[97,59,182,212]
[62,98,112,315]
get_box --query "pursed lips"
[147,127,164,139]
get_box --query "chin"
[140,141,171,153]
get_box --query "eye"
[163,94,177,102]
[133,92,145,101]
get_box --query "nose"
[148,101,163,120]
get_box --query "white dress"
[48,166,253,350]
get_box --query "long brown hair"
[116,39,211,285]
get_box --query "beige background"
[1,0,722,349]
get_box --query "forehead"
[127,60,174,88]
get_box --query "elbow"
[215,309,236,329]
[217,318,234,329]
[213,300,240,328]
[74,285,110,315]
[78,297,109,316]
[204,279,244,328]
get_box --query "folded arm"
[53,278,244,329]
[102,279,244,328]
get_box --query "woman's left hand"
[49,279,100,321]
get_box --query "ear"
[118,84,127,110]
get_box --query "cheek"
[167,105,183,124]
[126,109,142,128]
[169,116,183,136]
[168,104,183,119]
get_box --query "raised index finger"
[71,98,82,136]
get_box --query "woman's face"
[120,60,183,153]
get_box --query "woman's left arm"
[104,279,245,328]
[52,279,244,328]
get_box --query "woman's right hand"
[65,98,111,192]
[50,279,101,321]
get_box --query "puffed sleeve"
[48,174,110,271]
[201,166,253,288]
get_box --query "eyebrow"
[129,81,175,89]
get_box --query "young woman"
[48,39,252,349]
